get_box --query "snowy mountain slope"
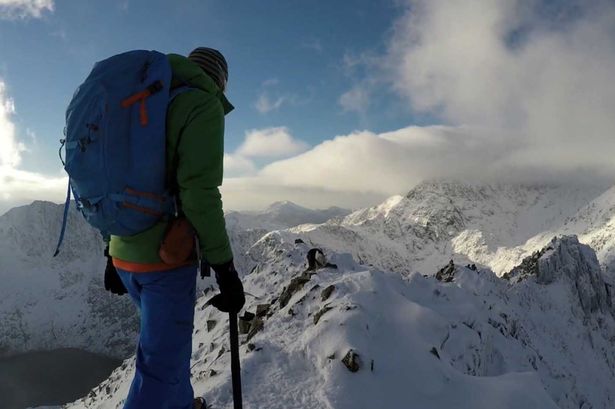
[287,181,609,276]
[0,202,138,358]
[0,200,346,358]
[66,234,615,409]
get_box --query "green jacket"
[109,54,234,266]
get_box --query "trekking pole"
[229,312,243,409]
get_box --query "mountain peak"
[506,235,613,316]
[266,200,307,213]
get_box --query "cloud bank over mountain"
[221,0,615,209]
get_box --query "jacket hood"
[167,53,234,115]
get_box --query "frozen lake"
[0,348,121,409]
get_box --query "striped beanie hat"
[188,47,228,91]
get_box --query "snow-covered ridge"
[67,234,615,409]
[291,180,611,276]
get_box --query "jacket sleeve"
[175,94,233,266]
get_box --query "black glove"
[104,246,127,295]
[209,260,245,313]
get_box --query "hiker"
[104,48,245,409]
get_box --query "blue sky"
[0,0,418,175]
[1,0,614,213]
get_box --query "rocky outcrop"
[506,236,613,316]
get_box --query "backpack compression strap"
[53,178,72,257]
[121,80,164,126]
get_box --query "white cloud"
[262,78,279,87]
[0,78,66,214]
[339,86,369,113]
[301,38,323,53]
[223,153,256,177]
[0,0,53,19]
[237,127,309,159]
[0,81,25,168]
[379,0,615,175]
[0,166,66,202]
[219,122,613,212]
[255,93,286,114]
[221,177,383,212]
[258,125,519,194]
[219,125,504,211]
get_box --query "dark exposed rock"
[314,305,333,325]
[206,320,217,332]
[247,317,264,341]
[429,347,440,359]
[436,260,456,282]
[279,272,313,308]
[343,304,359,311]
[239,309,266,337]
[309,284,321,293]
[238,317,252,335]
[342,349,361,372]
[503,247,552,282]
[256,303,271,317]
[295,238,305,244]
[247,343,256,352]
[321,285,335,302]
[242,311,256,321]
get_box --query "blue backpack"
[54,50,187,256]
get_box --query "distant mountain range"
[285,180,613,276]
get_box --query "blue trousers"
[117,265,197,409]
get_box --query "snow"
[64,233,615,409]
[6,182,615,408]
[289,180,610,276]
[0,201,138,358]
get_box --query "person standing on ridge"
[106,47,245,409]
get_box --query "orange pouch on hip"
[159,217,196,265]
